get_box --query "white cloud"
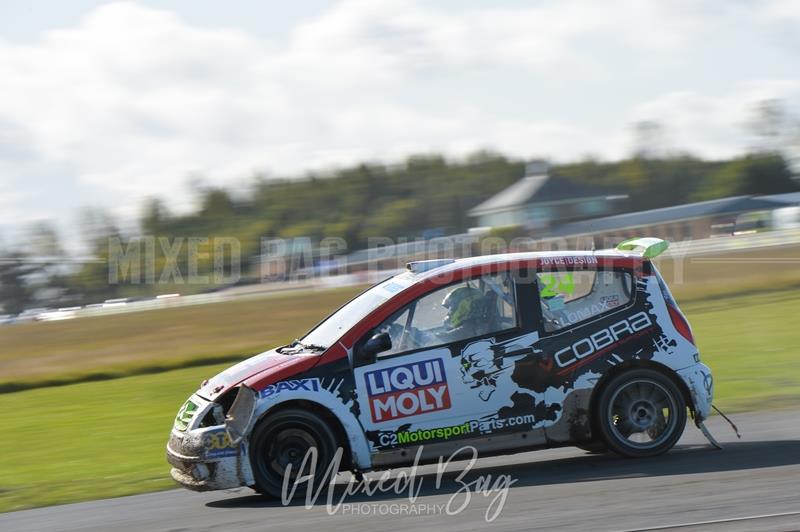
[759,0,800,22]
[283,0,696,83]
[0,0,797,242]
[631,81,800,157]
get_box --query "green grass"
[1,288,799,514]
[683,290,800,411]
[0,362,232,513]
[0,286,364,392]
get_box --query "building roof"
[547,195,793,237]
[469,172,623,217]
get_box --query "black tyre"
[596,369,686,458]
[249,409,339,499]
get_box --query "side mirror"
[356,332,392,365]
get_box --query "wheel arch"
[587,360,695,437]
[253,398,367,471]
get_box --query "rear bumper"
[166,426,254,491]
[677,362,713,422]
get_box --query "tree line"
[1,150,797,314]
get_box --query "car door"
[530,265,639,442]
[353,271,536,456]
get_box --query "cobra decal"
[553,311,654,369]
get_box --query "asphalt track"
[3,409,800,532]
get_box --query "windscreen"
[301,275,414,348]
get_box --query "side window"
[375,272,517,356]
[537,270,633,333]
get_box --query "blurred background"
[1,0,799,514]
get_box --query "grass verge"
[0,362,231,513]
[0,286,364,392]
[684,289,800,410]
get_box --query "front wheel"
[249,409,339,499]
[596,369,686,458]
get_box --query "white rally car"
[168,238,716,497]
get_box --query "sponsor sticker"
[554,311,654,369]
[365,358,451,422]
[600,295,620,308]
[377,413,539,447]
[204,429,239,458]
[260,378,321,399]
[380,421,473,447]
[475,413,536,433]
[174,399,198,432]
[539,256,599,266]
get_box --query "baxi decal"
[364,358,451,422]
[260,378,321,399]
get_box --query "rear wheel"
[596,369,686,458]
[249,409,339,498]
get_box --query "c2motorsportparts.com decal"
[378,421,474,447]
[375,413,539,448]
[364,358,451,422]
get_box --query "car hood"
[196,348,321,401]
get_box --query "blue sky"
[0,0,798,249]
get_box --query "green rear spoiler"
[615,237,670,259]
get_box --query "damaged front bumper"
[166,394,254,491]
[677,362,713,422]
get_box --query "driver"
[439,286,491,342]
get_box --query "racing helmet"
[442,286,485,329]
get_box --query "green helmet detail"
[442,286,485,328]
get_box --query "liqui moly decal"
[365,358,451,422]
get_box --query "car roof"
[336,248,643,350]
[405,249,636,281]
